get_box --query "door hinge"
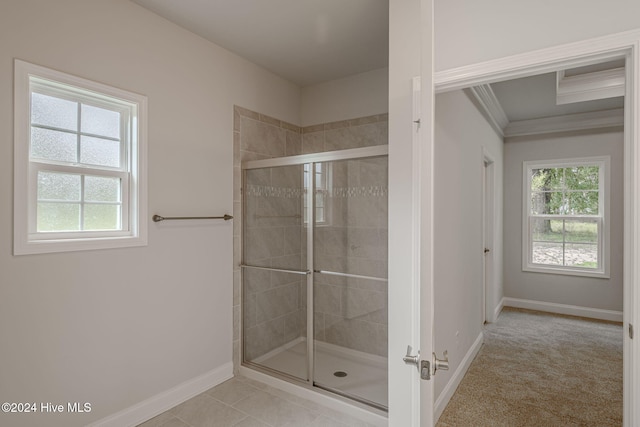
[630,324,634,339]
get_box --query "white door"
[482,152,496,324]
[388,0,435,425]
[482,160,488,324]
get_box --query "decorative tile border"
[244,185,389,199]
[245,185,303,199]
[330,186,388,198]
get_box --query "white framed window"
[522,156,609,278]
[14,60,147,255]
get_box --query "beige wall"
[300,68,389,126]
[503,129,624,312]
[435,0,640,71]
[433,89,504,401]
[0,1,300,426]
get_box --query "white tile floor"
[137,376,381,427]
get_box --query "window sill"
[523,264,610,279]
[14,234,147,255]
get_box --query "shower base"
[253,338,388,408]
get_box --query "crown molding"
[468,85,508,137]
[557,67,625,105]
[503,108,624,138]
[468,83,624,138]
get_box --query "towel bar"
[152,214,233,222]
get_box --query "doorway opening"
[433,40,635,425]
[482,150,496,325]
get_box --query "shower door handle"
[240,264,310,275]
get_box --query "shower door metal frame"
[240,144,389,409]
[243,145,388,169]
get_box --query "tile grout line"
[234,378,328,425]
[207,383,279,427]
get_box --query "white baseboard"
[88,362,233,427]
[492,297,505,322]
[434,331,484,422]
[503,297,623,322]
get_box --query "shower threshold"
[251,338,388,409]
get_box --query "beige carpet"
[437,308,623,427]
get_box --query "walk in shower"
[241,146,388,410]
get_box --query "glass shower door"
[242,164,309,381]
[312,156,389,409]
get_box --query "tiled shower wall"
[233,106,388,371]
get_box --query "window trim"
[14,59,148,255]
[522,156,610,278]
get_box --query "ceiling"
[491,72,624,123]
[131,0,389,87]
[130,1,622,122]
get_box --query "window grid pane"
[565,243,598,268]
[31,127,78,163]
[564,166,599,190]
[84,203,121,231]
[31,92,78,131]
[84,176,121,202]
[81,104,121,139]
[80,135,121,168]
[30,92,123,170]
[37,202,81,232]
[532,242,564,266]
[36,170,123,233]
[37,171,81,202]
[530,217,600,270]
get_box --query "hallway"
[437,308,623,426]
